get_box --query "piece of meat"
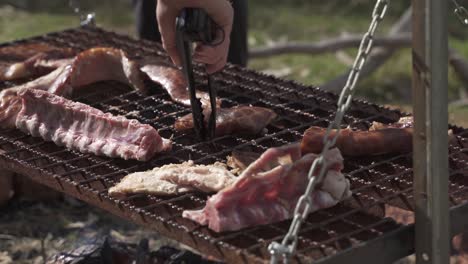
[15,89,171,161]
[109,161,236,197]
[304,116,456,157]
[183,144,350,232]
[301,126,413,156]
[174,106,277,136]
[0,43,68,61]
[140,64,222,108]
[1,46,220,110]
[0,47,146,128]
[226,150,261,173]
[110,177,194,197]
[0,48,75,81]
[370,116,414,130]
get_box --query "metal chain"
[452,0,468,26]
[68,0,96,26]
[268,0,389,263]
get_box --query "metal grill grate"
[1,26,468,264]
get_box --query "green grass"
[0,4,135,43]
[450,104,468,127]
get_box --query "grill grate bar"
[1,26,468,264]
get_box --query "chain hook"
[268,0,389,263]
[68,0,96,26]
[452,0,468,25]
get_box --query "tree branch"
[249,34,411,59]
[320,7,412,93]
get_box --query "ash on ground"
[0,194,187,264]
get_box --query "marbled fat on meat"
[15,89,171,161]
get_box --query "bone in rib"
[16,89,171,161]
[109,161,236,197]
[182,144,351,232]
[174,106,277,136]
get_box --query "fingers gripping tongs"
[176,9,219,141]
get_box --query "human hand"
[157,0,233,73]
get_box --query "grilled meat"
[370,116,414,130]
[183,144,350,232]
[0,43,69,61]
[140,64,222,108]
[174,106,277,136]
[109,161,236,197]
[1,45,222,109]
[301,126,413,156]
[0,47,145,128]
[110,178,194,197]
[301,116,461,157]
[16,89,171,161]
[0,48,75,81]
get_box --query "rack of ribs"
[15,89,171,161]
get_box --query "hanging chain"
[452,0,468,25]
[68,0,96,26]
[268,0,389,263]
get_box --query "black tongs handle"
[176,8,218,141]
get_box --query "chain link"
[268,1,389,263]
[68,0,96,26]
[452,0,468,25]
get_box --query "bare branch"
[321,7,412,93]
[249,34,411,59]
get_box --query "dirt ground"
[0,189,180,264]
[1,183,468,264]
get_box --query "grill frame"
[0,26,468,264]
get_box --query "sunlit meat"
[174,106,277,136]
[301,126,413,156]
[109,161,236,197]
[140,64,222,108]
[0,47,145,128]
[16,89,171,161]
[0,47,75,81]
[2,46,222,108]
[183,144,350,232]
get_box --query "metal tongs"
[176,8,219,141]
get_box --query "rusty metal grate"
[1,26,468,264]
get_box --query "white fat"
[109,161,237,197]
